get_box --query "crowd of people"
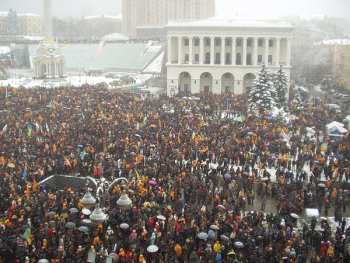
[0,86,350,262]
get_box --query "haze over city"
[1,0,349,18]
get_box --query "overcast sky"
[0,0,349,19]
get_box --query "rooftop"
[83,14,122,20]
[0,11,40,17]
[167,17,293,30]
[316,39,350,46]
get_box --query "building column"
[253,37,258,66]
[210,36,214,65]
[189,37,193,65]
[168,36,172,64]
[275,37,280,66]
[286,38,291,67]
[264,38,269,66]
[231,37,236,65]
[221,37,225,65]
[199,36,204,65]
[242,37,247,66]
[178,36,182,64]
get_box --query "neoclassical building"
[166,19,293,96]
[32,39,64,79]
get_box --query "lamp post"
[80,177,132,224]
[80,188,96,209]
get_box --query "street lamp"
[108,177,132,209]
[80,188,96,209]
[89,203,107,224]
[116,191,132,209]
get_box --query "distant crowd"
[0,86,350,262]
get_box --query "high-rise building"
[43,0,52,37]
[122,0,216,38]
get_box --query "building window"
[258,39,263,47]
[225,53,231,64]
[185,54,189,63]
[184,39,189,46]
[215,53,220,64]
[194,54,199,64]
[258,55,263,64]
[205,38,210,46]
[205,52,210,64]
[247,38,252,47]
[225,38,231,46]
[269,39,274,47]
[236,53,242,65]
[215,38,221,46]
[194,38,200,46]
[236,39,242,47]
[247,53,252,65]
[268,55,273,64]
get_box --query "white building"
[32,40,64,79]
[122,0,215,38]
[166,19,293,96]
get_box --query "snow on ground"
[0,46,10,55]
[0,73,155,89]
[317,39,350,46]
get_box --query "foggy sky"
[0,0,349,19]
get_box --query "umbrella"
[148,179,157,186]
[197,232,208,240]
[120,223,129,230]
[234,241,244,248]
[290,213,299,219]
[318,183,326,188]
[224,173,231,179]
[217,205,226,211]
[65,222,76,229]
[210,224,220,230]
[7,163,15,168]
[78,226,89,233]
[69,207,79,214]
[38,259,50,263]
[227,250,236,256]
[208,229,216,240]
[147,245,159,253]
[82,208,91,216]
[81,219,92,225]
[220,235,229,241]
[157,215,166,221]
[46,211,55,217]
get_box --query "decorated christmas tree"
[248,65,276,114]
[273,65,288,109]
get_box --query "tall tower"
[43,0,52,37]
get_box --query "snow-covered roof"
[84,14,122,20]
[0,46,10,55]
[167,17,293,30]
[316,39,350,46]
[0,11,40,17]
[18,13,40,17]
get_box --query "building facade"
[32,40,64,79]
[0,10,42,36]
[166,19,293,96]
[122,0,215,38]
[18,14,42,36]
[330,40,350,91]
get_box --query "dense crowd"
[0,86,350,262]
